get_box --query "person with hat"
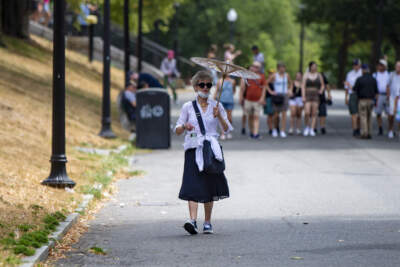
[373,59,390,135]
[353,64,379,139]
[344,59,362,137]
[161,50,180,103]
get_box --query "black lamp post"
[299,4,306,73]
[124,0,130,87]
[99,0,116,138]
[376,0,384,61]
[42,0,75,188]
[137,0,143,72]
[227,8,237,44]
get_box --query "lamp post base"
[99,127,116,139]
[42,157,75,188]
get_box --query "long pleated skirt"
[179,149,230,203]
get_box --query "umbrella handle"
[216,73,227,108]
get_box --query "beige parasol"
[190,57,260,106]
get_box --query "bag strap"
[192,100,206,136]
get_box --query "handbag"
[192,101,225,174]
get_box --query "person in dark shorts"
[264,68,275,135]
[317,72,332,134]
[128,71,163,89]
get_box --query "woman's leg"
[296,107,303,129]
[227,109,233,124]
[304,102,311,127]
[281,111,287,132]
[204,202,214,223]
[188,201,198,221]
[290,105,296,130]
[311,102,318,129]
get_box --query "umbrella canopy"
[190,57,260,79]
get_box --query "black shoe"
[378,127,383,136]
[183,220,198,235]
[356,129,360,136]
[241,128,246,135]
[314,128,318,134]
[321,128,326,135]
[367,134,372,139]
[269,129,273,135]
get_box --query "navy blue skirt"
[179,149,230,203]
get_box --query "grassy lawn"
[0,34,137,265]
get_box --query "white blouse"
[175,97,233,171]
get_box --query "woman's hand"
[184,122,195,131]
[319,89,324,95]
[213,107,221,118]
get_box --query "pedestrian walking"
[317,72,332,134]
[353,64,378,139]
[264,69,276,135]
[214,76,236,140]
[161,50,180,103]
[373,59,390,136]
[267,62,292,138]
[175,70,232,235]
[387,61,400,139]
[207,44,219,85]
[302,61,325,137]
[345,59,362,137]
[240,61,266,139]
[252,45,265,73]
[224,43,241,64]
[288,72,303,135]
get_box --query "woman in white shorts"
[288,72,303,135]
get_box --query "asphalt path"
[55,90,400,267]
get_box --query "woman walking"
[302,62,325,136]
[214,75,236,140]
[175,70,232,235]
[289,72,304,135]
[267,62,292,138]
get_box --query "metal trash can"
[136,88,170,149]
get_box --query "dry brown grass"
[0,34,130,264]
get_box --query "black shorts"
[319,102,327,117]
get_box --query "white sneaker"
[388,131,394,139]
[272,129,278,138]
[296,128,302,135]
[129,133,136,141]
[310,129,316,137]
[303,127,310,136]
[220,134,226,140]
[280,131,287,138]
[227,133,233,139]
[288,128,294,135]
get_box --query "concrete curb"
[20,194,94,267]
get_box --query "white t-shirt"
[253,53,265,72]
[345,69,362,94]
[388,72,400,98]
[373,71,390,94]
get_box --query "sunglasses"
[197,82,213,89]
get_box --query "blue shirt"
[219,80,234,104]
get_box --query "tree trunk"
[2,0,30,39]
[337,23,351,88]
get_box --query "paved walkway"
[55,90,400,267]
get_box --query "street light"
[137,0,143,72]
[42,0,76,188]
[99,0,116,138]
[124,0,130,87]
[299,3,306,73]
[227,8,237,44]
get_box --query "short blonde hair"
[191,70,213,88]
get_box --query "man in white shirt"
[345,59,362,136]
[252,45,265,74]
[387,61,400,138]
[373,59,390,135]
